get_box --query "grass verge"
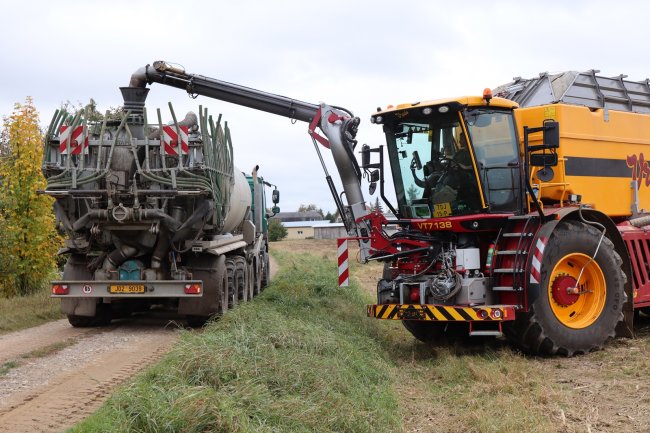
[0,286,63,335]
[68,249,401,433]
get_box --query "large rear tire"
[506,220,626,356]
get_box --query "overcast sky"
[2,0,649,214]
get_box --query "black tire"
[234,256,248,302]
[402,320,468,343]
[226,258,238,309]
[261,252,270,289]
[253,258,262,296]
[67,304,112,327]
[67,314,96,327]
[186,315,208,328]
[505,220,626,356]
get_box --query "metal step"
[492,286,522,292]
[502,232,534,238]
[469,330,504,337]
[507,214,539,220]
[492,268,524,274]
[496,250,527,256]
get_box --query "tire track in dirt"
[0,258,279,433]
[0,316,181,433]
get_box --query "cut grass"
[68,249,401,433]
[0,285,63,335]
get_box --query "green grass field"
[62,240,650,432]
[0,286,63,335]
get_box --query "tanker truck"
[114,62,650,356]
[43,86,279,327]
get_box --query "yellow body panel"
[515,104,650,217]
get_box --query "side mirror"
[271,206,280,216]
[530,152,558,167]
[361,144,370,168]
[368,169,379,195]
[272,189,280,204]
[410,151,422,170]
[543,121,560,148]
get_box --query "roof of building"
[282,220,330,228]
[271,211,323,222]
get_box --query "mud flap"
[61,298,97,317]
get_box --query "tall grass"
[69,250,401,433]
[0,285,63,334]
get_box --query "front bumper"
[367,304,516,321]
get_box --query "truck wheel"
[246,260,255,299]
[506,220,626,356]
[253,258,262,296]
[67,304,112,327]
[67,314,96,327]
[234,257,248,302]
[261,252,270,289]
[226,258,238,309]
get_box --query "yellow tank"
[515,103,650,217]
[495,71,650,218]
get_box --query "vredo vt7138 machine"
[133,63,650,355]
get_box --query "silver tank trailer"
[43,86,251,287]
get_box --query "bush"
[268,218,287,242]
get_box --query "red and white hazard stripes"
[59,125,88,155]
[530,236,548,284]
[162,125,189,155]
[337,238,349,287]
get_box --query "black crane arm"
[129,61,372,261]
[138,61,321,124]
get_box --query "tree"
[406,184,418,203]
[372,197,384,213]
[0,98,61,297]
[298,203,324,218]
[268,219,288,242]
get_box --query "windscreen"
[386,111,482,218]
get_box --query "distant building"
[271,211,323,223]
[282,220,330,240]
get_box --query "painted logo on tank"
[626,153,650,187]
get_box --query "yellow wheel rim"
[548,253,606,329]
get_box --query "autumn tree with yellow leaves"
[0,98,61,297]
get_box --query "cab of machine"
[371,97,523,219]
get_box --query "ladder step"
[470,330,503,337]
[508,214,539,220]
[502,232,534,238]
[492,286,522,292]
[496,250,527,255]
[493,268,524,274]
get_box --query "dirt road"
[0,313,181,433]
[0,256,278,433]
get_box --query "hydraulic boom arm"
[129,61,371,260]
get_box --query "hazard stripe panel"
[366,304,516,321]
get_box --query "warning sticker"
[543,106,556,120]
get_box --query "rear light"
[490,309,503,319]
[476,309,488,319]
[409,287,420,302]
[52,284,69,295]
[184,283,202,295]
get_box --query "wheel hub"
[551,275,580,306]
